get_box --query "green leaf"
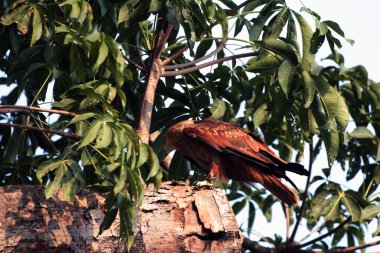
[66,159,85,185]
[253,103,268,128]
[209,99,226,120]
[79,120,102,148]
[342,193,361,222]
[118,1,129,24]
[136,143,149,168]
[68,112,98,125]
[373,217,380,237]
[301,70,315,108]
[214,5,228,39]
[248,1,277,43]
[45,162,67,198]
[149,0,162,13]
[37,158,61,182]
[31,7,42,46]
[361,205,380,222]
[96,122,113,149]
[246,55,283,73]
[93,40,109,73]
[255,39,298,65]
[293,11,314,71]
[278,60,296,98]
[349,127,374,139]
[247,201,255,236]
[114,166,128,194]
[168,152,191,181]
[61,170,77,201]
[99,208,118,235]
[146,146,160,180]
[232,199,246,215]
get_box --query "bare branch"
[165,40,226,70]
[123,54,145,71]
[136,58,162,144]
[285,204,290,241]
[0,105,76,117]
[290,141,314,242]
[0,123,81,141]
[331,240,380,252]
[161,44,189,66]
[154,24,174,59]
[295,217,352,249]
[162,51,259,77]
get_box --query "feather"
[165,119,308,205]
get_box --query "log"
[0,185,125,253]
[130,181,243,252]
[0,182,242,252]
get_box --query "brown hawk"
[165,120,308,205]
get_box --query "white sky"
[1,0,379,250]
[239,1,380,251]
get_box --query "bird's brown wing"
[182,120,286,171]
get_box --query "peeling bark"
[130,182,242,253]
[0,186,124,253]
[0,182,242,252]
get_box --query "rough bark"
[130,181,242,253]
[0,182,242,252]
[0,185,125,253]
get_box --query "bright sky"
[1,0,379,250]
[240,1,380,250]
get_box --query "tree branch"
[0,105,76,117]
[154,24,174,59]
[123,54,145,71]
[162,51,259,77]
[289,141,314,242]
[285,204,290,241]
[295,217,352,249]
[164,40,226,70]
[136,58,162,144]
[331,240,380,252]
[161,44,189,66]
[0,123,81,141]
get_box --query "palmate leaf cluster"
[1,0,380,250]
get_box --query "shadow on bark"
[1,185,125,252]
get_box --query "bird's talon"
[194,180,214,189]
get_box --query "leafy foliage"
[1,0,380,251]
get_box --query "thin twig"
[165,40,226,70]
[331,240,380,252]
[295,217,352,249]
[123,54,145,71]
[162,51,259,76]
[154,24,174,59]
[289,141,314,242]
[161,44,189,66]
[0,123,81,140]
[285,204,290,241]
[0,105,76,117]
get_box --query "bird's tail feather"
[285,162,309,176]
[261,174,300,205]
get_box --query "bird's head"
[164,120,195,155]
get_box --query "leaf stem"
[0,105,77,117]
[295,216,351,249]
[162,52,258,77]
[289,140,314,243]
[165,40,226,70]
[0,122,81,140]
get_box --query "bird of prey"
[165,119,309,205]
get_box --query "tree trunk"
[0,182,242,252]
